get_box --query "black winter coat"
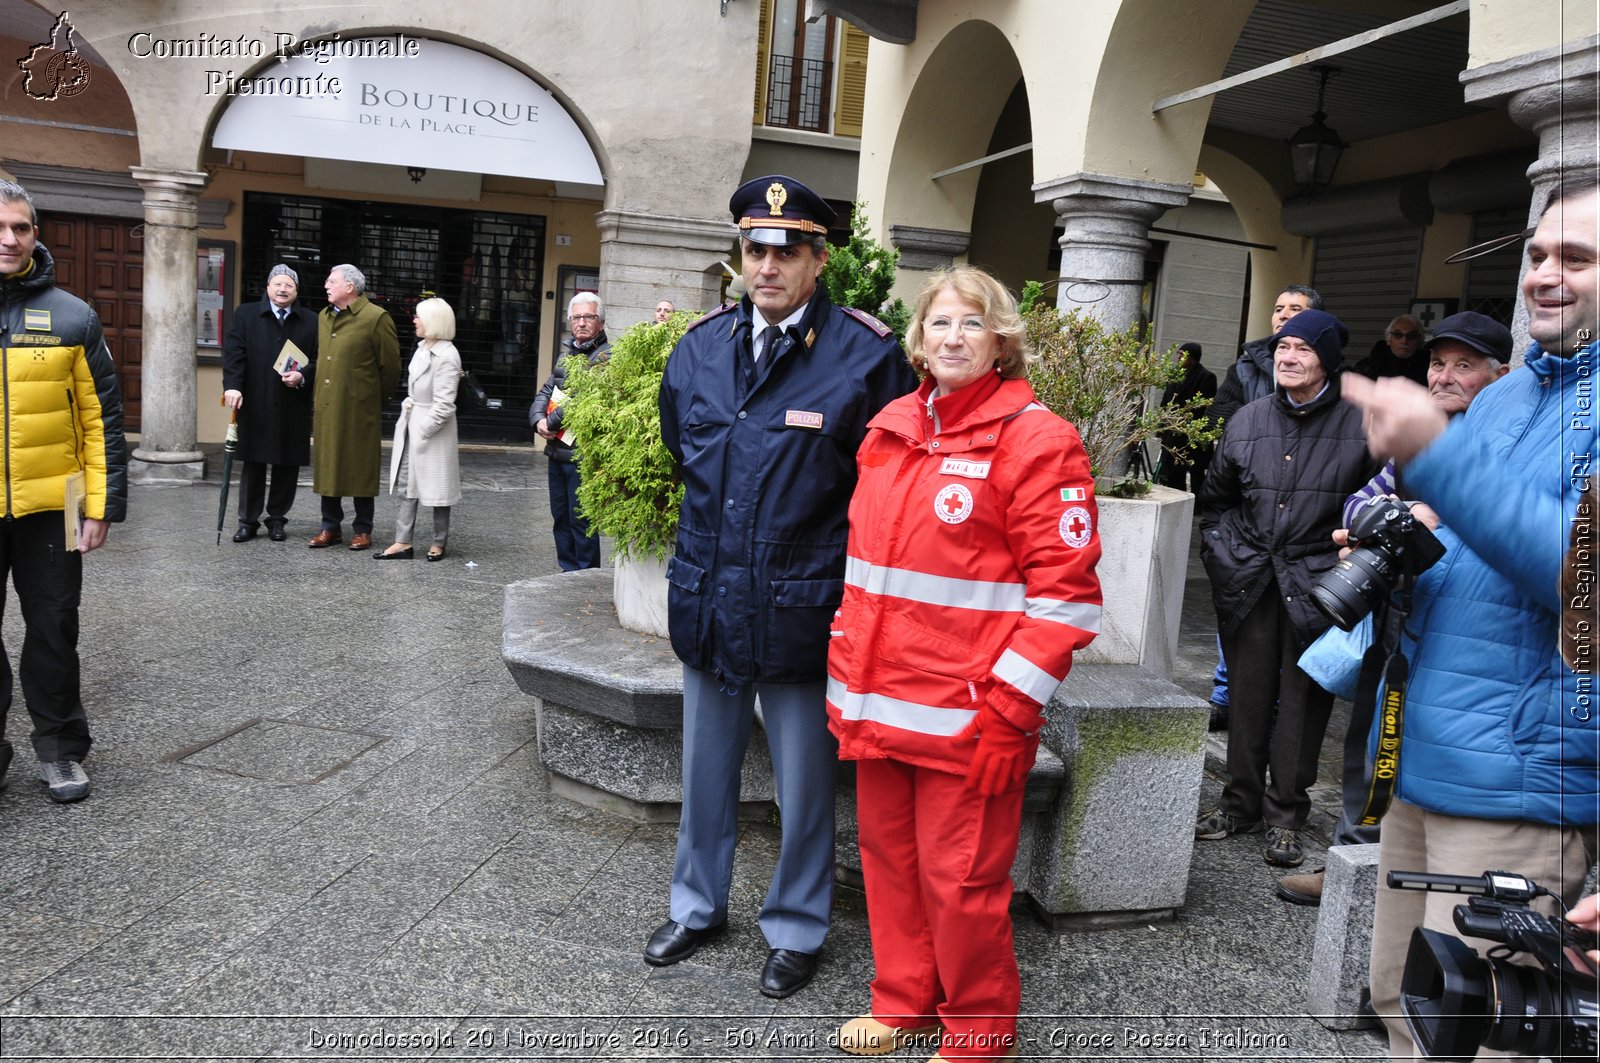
[1198,375,1380,642]
[531,332,609,463]
[222,297,316,466]
[1209,336,1275,429]
[658,288,916,684]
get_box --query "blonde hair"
[414,297,456,340]
[905,265,1032,379]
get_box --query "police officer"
[648,176,917,997]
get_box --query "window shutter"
[753,0,772,125]
[833,21,868,137]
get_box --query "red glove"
[960,703,1034,796]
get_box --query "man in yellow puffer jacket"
[0,180,128,803]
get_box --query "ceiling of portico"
[1207,0,1484,144]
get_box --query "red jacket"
[826,373,1102,774]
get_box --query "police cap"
[730,174,836,247]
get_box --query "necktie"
[275,308,288,324]
[746,325,783,392]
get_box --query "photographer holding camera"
[1276,312,1513,908]
[1343,175,1600,1060]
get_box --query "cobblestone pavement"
[0,448,1385,1060]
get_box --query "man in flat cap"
[650,176,917,997]
[222,264,316,542]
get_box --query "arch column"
[1034,173,1191,332]
[594,210,737,326]
[129,166,208,482]
[1462,35,1600,353]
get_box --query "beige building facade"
[1,0,1596,478]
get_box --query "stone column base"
[130,449,206,483]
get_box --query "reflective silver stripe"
[846,555,1025,613]
[1025,596,1103,633]
[827,676,978,737]
[993,648,1063,704]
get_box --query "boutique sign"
[211,37,602,185]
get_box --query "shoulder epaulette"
[841,306,893,339]
[683,303,738,334]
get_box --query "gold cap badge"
[766,182,788,217]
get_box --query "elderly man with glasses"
[533,293,610,571]
[1351,313,1429,385]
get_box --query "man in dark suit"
[222,264,316,542]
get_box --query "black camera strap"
[1357,589,1413,827]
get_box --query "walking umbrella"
[215,407,238,545]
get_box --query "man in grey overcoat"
[309,263,400,551]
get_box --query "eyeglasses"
[571,314,601,323]
[1389,330,1420,340]
[924,316,987,335]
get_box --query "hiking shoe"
[1276,867,1325,906]
[38,759,90,803]
[1194,808,1263,840]
[1207,701,1229,732]
[1264,826,1304,867]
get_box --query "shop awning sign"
[211,37,603,185]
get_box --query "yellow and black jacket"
[0,244,127,522]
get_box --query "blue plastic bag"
[1298,614,1373,701]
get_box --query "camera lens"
[1311,546,1400,631]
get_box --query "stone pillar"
[888,225,970,271]
[1461,35,1600,354]
[129,167,209,483]
[594,210,737,327]
[1033,173,1192,331]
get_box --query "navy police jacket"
[658,288,916,684]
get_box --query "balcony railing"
[765,54,832,133]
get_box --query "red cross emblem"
[934,482,974,525]
[1060,505,1092,548]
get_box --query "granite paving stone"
[0,907,116,1003]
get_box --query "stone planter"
[613,551,669,637]
[1077,484,1194,681]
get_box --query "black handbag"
[457,369,488,410]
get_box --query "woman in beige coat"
[375,297,463,561]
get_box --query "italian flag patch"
[1060,487,1086,502]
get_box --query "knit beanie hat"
[1271,308,1349,374]
[267,263,298,286]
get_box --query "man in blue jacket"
[1345,175,1600,1058]
[648,176,916,998]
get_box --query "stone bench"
[503,570,1210,925]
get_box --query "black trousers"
[0,511,88,764]
[236,461,300,530]
[320,495,375,535]
[1219,581,1335,829]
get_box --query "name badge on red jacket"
[939,458,990,479]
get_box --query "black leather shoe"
[232,526,256,543]
[266,524,287,542]
[643,919,724,967]
[759,948,818,999]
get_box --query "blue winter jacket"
[658,289,916,685]
[1389,339,1600,826]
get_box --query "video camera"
[1389,868,1598,1061]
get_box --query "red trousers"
[856,757,1024,1061]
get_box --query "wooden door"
[39,215,144,432]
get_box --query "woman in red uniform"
[827,266,1102,1061]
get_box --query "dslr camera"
[1389,868,1598,1061]
[1312,495,1446,631]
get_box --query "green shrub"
[1022,303,1220,494]
[822,202,911,342]
[563,314,692,560]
